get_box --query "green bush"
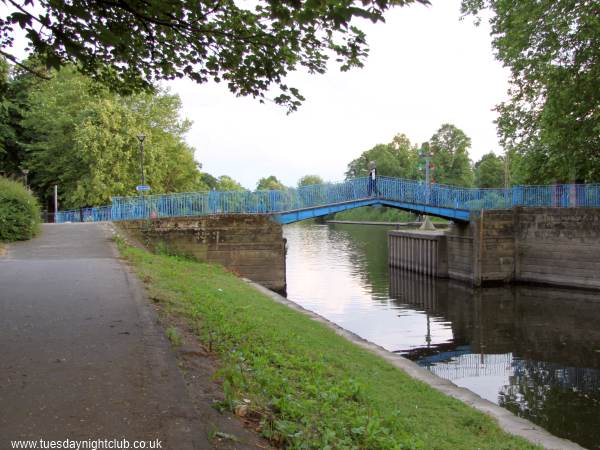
[0,176,41,241]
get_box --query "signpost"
[136,185,151,192]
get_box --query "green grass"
[119,242,537,449]
[165,326,183,347]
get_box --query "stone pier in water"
[389,207,600,290]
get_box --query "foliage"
[461,0,600,183]
[297,174,324,187]
[199,172,218,190]
[215,175,245,192]
[119,243,538,449]
[198,173,245,191]
[474,152,505,188]
[256,175,286,191]
[0,176,40,241]
[22,67,205,209]
[0,56,43,177]
[2,0,428,111]
[428,124,474,187]
[345,133,420,179]
[333,207,448,223]
[334,206,417,222]
[345,128,475,187]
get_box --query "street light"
[137,134,146,187]
[22,169,29,189]
[419,146,435,231]
[419,146,432,188]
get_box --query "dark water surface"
[283,222,600,449]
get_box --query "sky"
[7,0,509,190]
[166,0,510,189]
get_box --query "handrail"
[54,177,600,223]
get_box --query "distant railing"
[54,177,600,223]
[55,206,112,224]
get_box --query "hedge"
[0,176,41,241]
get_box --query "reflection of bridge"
[425,352,514,380]
[55,176,600,224]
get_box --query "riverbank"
[117,241,543,449]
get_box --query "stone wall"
[116,215,286,294]
[478,209,516,285]
[515,208,600,289]
[446,222,475,284]
[444,207,600,289]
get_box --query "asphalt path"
[0,224,210,449]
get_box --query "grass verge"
[118,241,537,449]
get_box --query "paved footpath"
[0,224,215,449]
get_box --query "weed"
[165,326,182,347]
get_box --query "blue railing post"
[512,186,524,207]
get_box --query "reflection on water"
[284,222,600,449]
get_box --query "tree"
[427,124,474,186]
[345,133,419,179]
[297,175,324,187]
[462,0,600,182]
[2,0,428,111]
[215,175,245,191]
[256,175,285,191]
[474,152,504,188]
[199,172,218,190]
[22,67,205,208]
[0,56,44,177]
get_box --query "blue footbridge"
[55,176,600,224]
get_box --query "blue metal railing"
[54,177,600,223]
[55,206,112,223]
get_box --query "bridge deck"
[55,177,600,224]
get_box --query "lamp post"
[137,134,146,218]
[424,153,431,188]
[420,147,436,231]
[22,169,29,189]
[137,134,146,188]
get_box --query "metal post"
[22,169,29,190]
[420,149,435,230]
[137,134,146,218]
[137,134,146,187]
[504,152,510,189]
[54,185,58,214]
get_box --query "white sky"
[167,0,509,189]
[7,0,509,190]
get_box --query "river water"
[283,222,600,449]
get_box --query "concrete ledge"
[388,230,446,239]
[244,280,583,450]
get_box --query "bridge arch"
[273,198,470,224]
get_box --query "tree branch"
[0,49,51,79]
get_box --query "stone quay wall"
[391,207,600,290]
[116,215,286,294]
